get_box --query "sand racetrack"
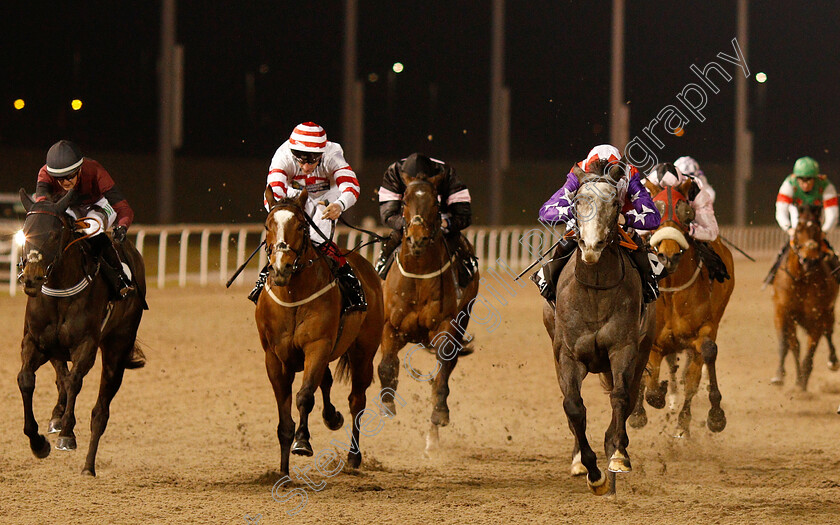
[2,258,840,524]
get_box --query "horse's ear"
[296,188,308,208]
[572,164,587,182]
[400,171,414,187]
[607,162,624,181]
[427,173,444,191]
[56,188,75,213]
[644,179,660,196]
[19,188,34,212]
[677,178,694,197]
[264,186,277,209]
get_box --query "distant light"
[14,229,26,247]
[427,134,433,141]
[71,99,83,110]
[368,73,379,83]
[13,99,25,110]
[756,72,767,83]
[258,63,270,74]
[392,62,404,73]
[674,127,685,137]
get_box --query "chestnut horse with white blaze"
[771,204,839,390]
[629,181,734,438]
[256,188,384,474]
[377,172,479,451]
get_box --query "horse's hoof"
[770,374,784,385]
[646,382,668,409]
[379,401,397,418]
[707,408,727,433]
[347,451,362,469]
[324,411,344,431]
[431,407,450,427]
[828,360,840,372]
[587,470,611,496]
[82,468,96,477]
[570,452,587,476]
[48,418,62,434]
[628,411,648,429]
[31,436,51,459]
[608,451,632,473]
[291,439,313,457]
[56,436,77,451]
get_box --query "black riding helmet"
[46,140,84,178]
[401,153,436,178]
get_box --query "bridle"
[402,180,442,245]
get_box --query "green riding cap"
[793,156,820,179]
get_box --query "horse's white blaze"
[269,210,295,268]
[577,181,616,263]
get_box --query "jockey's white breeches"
[66,197,117,236]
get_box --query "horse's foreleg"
[675,349,703,439]
[665,352,680,411]
[49,359,69,434]
[628,380,648,429]
[57,339,98,451]
[700,338,726,433]
[606,344,636,476]
[83,341,128,476]
[265,351,295,475]
[772,318,796,385]
[644,346,668,409]
[556,354,606,494]
[18,335,50,458]
[319,368,344,431]
[826,330,839,371]
[377,324,404,416]
[797,332,820,391]
[430,350,457,428]
[292,342,332,458]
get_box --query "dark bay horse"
[629,182,734,438]
[17,188,147,476]
[378,172,479,451]
[772,204,839,390]
[256,188,384,474]
[542,160,655,495]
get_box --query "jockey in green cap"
[764,156,840,285]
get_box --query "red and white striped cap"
[579,144,622,172]
[289,122,328,153]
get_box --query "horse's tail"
[334,353,351,384]
[125,343,146,370]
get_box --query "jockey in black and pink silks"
[531,144,664,305]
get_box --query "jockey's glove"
[113,225,127,243]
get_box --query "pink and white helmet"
[674,156,700,177]
[289,122,328,153]
[578,144,622,172]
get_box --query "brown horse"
[17,188,147,476]
[771,204,839,390]
[377,172,479,451]
[629,182,734,438]
[542,160,655,496]
[256,188,384,474]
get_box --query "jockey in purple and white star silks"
[531,144,663,305]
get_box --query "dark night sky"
[2,1,839,167]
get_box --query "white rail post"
[9,241,18,297]
[200,229,210,286]
[220,229,230,285]
[236,229,248,286]
[179,229,190,287]
[135,230,146,258]
[158,231,168,289]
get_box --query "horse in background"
[256,188,384,474]
[377,171,480,452]
[17,188,147,476]
[771,204,839,390]
[542,160,655,496]
[629,181,734,438]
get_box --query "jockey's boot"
[530,237,576,304]
[249,264,269,304]
[628,246,661,304]
[374,230,403,279]
[447,234,479,287]
[336,263,367,314]
[695,241,730,283]
[823,239,840,284]
[91,233,135,300]
[762,243,789,288]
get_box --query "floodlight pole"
[610,0,629,150]
[734,0,752,227]
[158,0,176,223]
